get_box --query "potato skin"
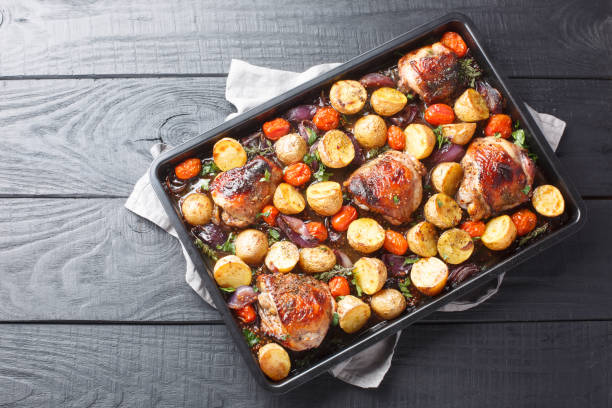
[431,162,464,196]
[370,289,407,320]
[403,123,436,159]
[347,218,385,254]
[440,123,477,145]
[235,229,268,265]
[317,130,355,168]
[437,228,474,264]
[181,193,213,225]
[306,181,343,216]
[453,88,490,122]
[481,215,517,251]
[353,257,387,295]
[273,183,306,214]
[370,87,407,116]
[424,193,463,229]
[532,184,565,217]
[258,343,291,381]
[299,245,337,273]
[275,133,308,165]
[353,115,387,149]
[213,137,247,171]
[337,295,371,334]
[329,80,367,115]
[265,241,300,273]
[213,255,252,288]
[410,257,449,296]
[407,221,438,257]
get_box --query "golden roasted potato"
[347,218,385,254]
[213,255,252,288]
[370,87,408,116]
[273,183,305,214]
[353,257,387,295]
[424,193,463,229]
[337,295,371,334]
[275,133,308,165]
[370,288,407,320]
[181,193,213,225]
[410,257,448,296]
[404,123,436,159]
[265,241,300,273]
[353,114,387,149]
[440,122,477,145]
[407,221,438,257]
[329,80,367,115]
[258,343,291,381]
[481,215,517,250]
[213,137,247,171]
[431,162,464,196]
[317,130,355,168]
[453,88,489,122]
[235,229,268,265]
[299,245,337,273]
[532,185,565,217]
[306,181,343,216]
[437,228,474,264]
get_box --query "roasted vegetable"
[181,193,213,226]
[213,137,247,171]
[532,185,565,217]
[347,218,385,254]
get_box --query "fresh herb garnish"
[216,232,236,253]
[458,57,482,88]
[398,277,413,299]
[257,209,272,218]
[280,334,289,341]
[194,238,218,261]
[313,163,333,182]
[366,145,390,160]
[436,198,444,208]
[405,92,415,100]
[393,195,400,205]
[336,296,345,301]
[267,228,281,245]
[512,125,538,162]
[242,329,260,347]
[306,127,318,145]
[252,285,259,293]
[351,275,363,297]
[245,144,274,158]
[260,169,271,182]
[200,179,211,191]
[314,264,354,282]
[332,312,339,327]
[201,160,220,176]
[303,152,317,165]
[434,126,450,149]
[219,287,236,293]
[522,185,531,195]
[518,223,549,246]
[403,256,419,265]
[494,132,502,139]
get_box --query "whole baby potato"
[353,114,387,149]
[306,181,343,216]
[329,80,367,115]
[370,288,407,320]
[235,229,268,265]
[370,87,408,116]
[299,245,337,273]
[181,193,213,225]
[275,133,308,165]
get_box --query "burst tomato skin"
[235,304,256,323]
[329,276,351,298]
[387,125,406,150]
[485,114,513,139]
[306,221,328,242]
[331,205,358,232]
[263,118,291,141]
[383,230,408,255]
[283,162,312,187]
[511,209,538,236]
[175,158,202,180]
[424,104,455,126]
[260,205,279,226]
[313,106,340,131]
[461,220,486,238]
[441,31,468,57]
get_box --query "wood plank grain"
[0,321,608,406]
[0,0,609,77]
[0,198,610,322]
[0,77,610,197]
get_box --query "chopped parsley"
[512,125,538,162]
[267,228,281,245]
[306,127,318,145]
[434,126,450,149]
[393,195,400,205]
[257,209,271,218]
[522,185,531,195]
[260,169,271,182]
[332,312,339,326]
[518,223,549,246]
[242,329,260,347]
[219,287,236,293]
[458,57,482,88]
[201,160,220,176]
[398,277,413,299]
[194,238,218,261]
[216,232,236,253]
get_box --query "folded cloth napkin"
[125,59,565,388]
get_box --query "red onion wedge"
[447,263,481,289]
[389,104,418,128]
[333,249,353,268]
[192,224,228,247]
[359,73,396,89]
[475,80,503,114]
[426,143,466,167]
[381,254,413,277]
[227,285,258,309]
[276,215,319,248]
[286,105,317,122]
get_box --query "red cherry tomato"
[441,31,468,57]
[260,205,279,226]
[331,205,358,232]
[263,118,291,141]
[283,162,312,187]
[383,230,408,255]
[460,220,486,238]
[424,104,455,126]
[511,209,538,236]
[235,304,256,323]
[306,222,328,242]
[329,276,351,298]
[313,106,340,131]
[387,125,405,150]
[484,114,513,139]
[175,158,202,180]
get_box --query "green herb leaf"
[434,126,450,149]
[436,198,444,208]
[398,277,413,299]
[494,132,502,139]
[403,256,419,265]
[393,195,400,205]
[306,127,318,145]
[332,312,339,327]
[522,184,531,195]
[512,129,526,148]
[313,163,332,182]
[219,287,236,293]
[458,57,482,88]
[260,169,271,182]
[268,228,281,245]
[518,223,549,246]
[242,329,260,347]
[336,296,345,301]
[257,209,271,218]
[200,179,211,191]
[280,334,289,341]
[366,145,390,160]
[303,152,316,165]
[314,264,354,282]
[528,152,538,162]
[351,276,363,297]
[194,238,218,261]
[201,160,221,176]
[216,232,236,253]
[406,93,415,100]
[252,285,259,293]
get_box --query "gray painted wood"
[0,0,609,77]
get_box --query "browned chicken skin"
[344,150,426,225]
[398,42,459,104]
[457,137,536,220]
[257,273,334,351]
[210,156,282,227]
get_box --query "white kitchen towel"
[125,59,565,388]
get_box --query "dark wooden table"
[0,0,610,406]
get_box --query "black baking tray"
[149,13,586,393]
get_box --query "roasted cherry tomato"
[331,205,358,232]
[263,118,291,141]
[461,220,486,238]
[235,304,256,323]
[441,31,468,57]
[174,158,202,180]
[383,230,408,255]
[484,114,513,139]
[260,205,279,226]
[387,125,406,150]
[511,208,538,236]
[424,103,455,126]
[313,106,340,131]
[306,221,328,242]
[329,276,351,298]
[283,162,312,187]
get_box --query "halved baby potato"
[213,255,252,288]
[273,183,305,214]
[337,295,371,334]
[181,193,213,225]
[265,241,300,273]
[404,123,436,159]
[258,343,291,381]
[353,257,387,295]
[437,228,474,264]
[407,221,438,257]
[317,130,355,168]
[353,114,387,149]
[306,181,343,216]
[329,80,367,115]
[370,87,407,117]
[440,123,477,145]
[453,88,490,122]
[481,215,517,251]
[347,218,385,254]
[370,288,407,320]
[213,137,247,171]
[410,257,449,296]
[299,245,337,274]
[235,229,268,265]
[431,162,464,196]
[275,133,308,165]
[532,184,565,217]
[424,193,463,229]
